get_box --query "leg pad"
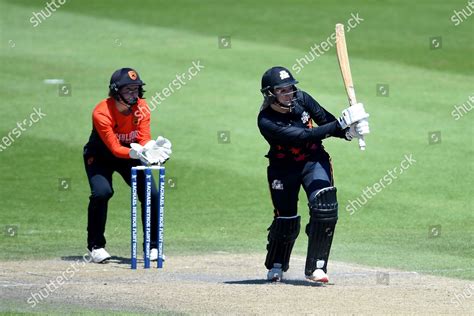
[265,215,301,272]
[305,187,338,275]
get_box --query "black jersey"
[257,90,346,164]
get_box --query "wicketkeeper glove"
[129,143,155,165]
[144,136,172,156]
[129,143,144,160]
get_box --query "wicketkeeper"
[257,66,369,282]
[83,68,172,263]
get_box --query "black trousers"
[83,153,159,251]
[267,158,333,217]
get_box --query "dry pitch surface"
[1,253,473,314]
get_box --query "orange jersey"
[89,97,151,159]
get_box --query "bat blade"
[335,24,356,106]
[335,23,366,150]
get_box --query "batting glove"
[338,103,369,129]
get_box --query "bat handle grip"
[358,136,366,151]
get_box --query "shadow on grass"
[61,255,131,265]
[224,279,325,287]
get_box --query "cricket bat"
[335,23,366,150]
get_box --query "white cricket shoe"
[88,248,111,263]
[149,249,166,262]
[306,269,329,283]
[267,263,283,282]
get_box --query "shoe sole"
[96,258,111,263]
[93,256,111,263]
[305,276,329,283]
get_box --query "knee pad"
[265,215,300,272]
[305,187,338,275]
[308,186,338,221]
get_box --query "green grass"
[0,0,472,281]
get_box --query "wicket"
[130,165,165,269]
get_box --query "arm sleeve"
[258,115,341,146]
[136,102,152,146]
[301,92,347,139]
[92,110,131,159]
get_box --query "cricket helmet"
[260,66,299,110]
[261,66,298,94]
[108,68,146,106]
